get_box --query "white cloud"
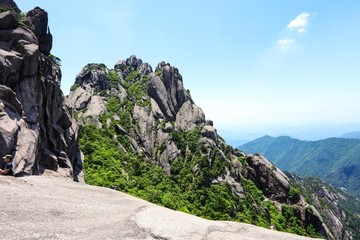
[275,12,312,51]
[287,12,311,32]
[277,38,295,49]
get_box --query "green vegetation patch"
[70,84,80,92]
[83,63,107,72]
[106,70,120,88]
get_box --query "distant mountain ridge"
[220,123,360,147]
[339,131,360,139]
[239,135,360,197]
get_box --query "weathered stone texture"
[0,3,82,181]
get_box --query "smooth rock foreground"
[0,175,321,240]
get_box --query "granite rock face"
[287,173,357,240]
[148,62,190,121]
[0,10,18,29]
[24,6,52,55]
[246,153,290,202]
[0,1,83,181]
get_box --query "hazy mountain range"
[221,123,360,147]
[340,131,360,139]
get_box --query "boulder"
[114,124,129,136]
[150,97,164,119]
[212,169,245,198]
[175,100,205,131]
[246,153,290,202]
[304,206,335,240]
[66,86,91,110]
[311,187,347,239]
[0,26,40,86]
[42,149,58,171]
[201,122,218,144]
[199,136,217,150]
[163,122,173,133]
[116,84,127,104]
[0,84,22,114]
[81,96,107,127]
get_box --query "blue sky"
[16,1,360,136]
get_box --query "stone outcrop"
[312,187,345,239]
[75,64,108,92]
[115,55,152,79]
[0,0,82,181]
[245,153,337,239]
[246,153,291,202]
[148,62,190,121]
[201,120,218,145]
[287,173,356,240]
[24,6,52,55]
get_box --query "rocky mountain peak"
[115,55,152,79]
[24,6,52,55]
[148,61,191,121]
[67,56,207,174]
[75,63,108,92]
